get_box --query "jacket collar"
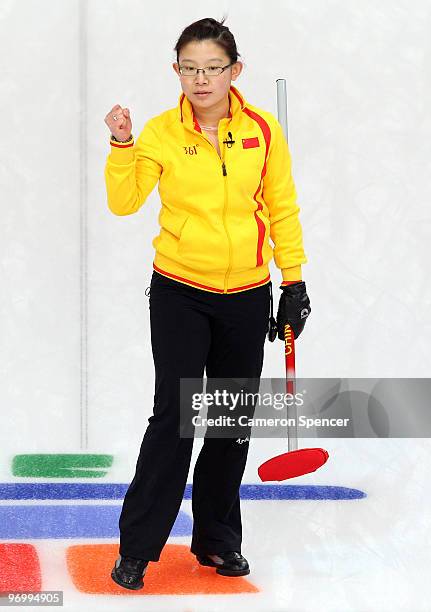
[177,84,246,133]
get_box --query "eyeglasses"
[178,62,234,77]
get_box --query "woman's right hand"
[104,104,132,141]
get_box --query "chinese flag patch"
[242,137,260,149]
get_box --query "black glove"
[276,281,311,340]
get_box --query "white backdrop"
[1,0,430,453]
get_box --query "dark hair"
[174,16,241,65]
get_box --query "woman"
[104,16,311,590]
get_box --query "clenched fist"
[104,104,132,141]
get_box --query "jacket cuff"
[281,265,302,282]
[109,136,135,164]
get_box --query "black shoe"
[196,551,250,576]
[111,555,149,590]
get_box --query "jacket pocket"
[177,216,228,272]
[158,206,189,239]
[228,212,273,272]
[152,206,189,256]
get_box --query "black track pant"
[118,270,270,561]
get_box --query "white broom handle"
[276,78,298,451]
[276,79,288,143]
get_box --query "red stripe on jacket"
[242,108,271,267]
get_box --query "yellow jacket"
[104,84,307,294]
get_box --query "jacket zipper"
[193,128,232,293]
